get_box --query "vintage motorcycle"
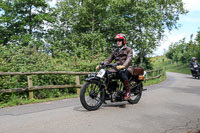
[80,63,146,111]
[192,64,200,79]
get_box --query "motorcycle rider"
[96,33,133,100]
[190,57,199,76]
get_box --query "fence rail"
[0,68,164,98]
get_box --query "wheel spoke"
[94,97,101,103]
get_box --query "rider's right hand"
[96,65,100,71]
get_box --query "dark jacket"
[190,60,199,68]
[104,46,134,75]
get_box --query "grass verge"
[152,56,191,75]
[0,94,79,109]
[144,72,166,86]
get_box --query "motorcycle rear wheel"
[80,81,103,111]
[128,81,143,104]
[197,71,200,79]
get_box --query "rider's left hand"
[96,65,100,71]
[116,65,125,70]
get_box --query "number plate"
[88,73,96,77]
[97,69,106,78]
[194,65,198,68]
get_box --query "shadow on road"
[102,102,126,108]
[73,102,127,112]
[185,76,193,79]
[185,76,200,80]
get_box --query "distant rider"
[190,57,199,76]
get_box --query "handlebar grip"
[105,64,113,67]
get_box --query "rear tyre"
[197,71,200,79]
[80,81,103,111]
[128,80,143,104]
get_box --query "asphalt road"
[0,72,200,133]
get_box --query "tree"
[109,0,187,66]
[46,0,110,57]
[194,31,200,62]
[49,0,187,56]
[0,0,52,48]
[165,32,200,63]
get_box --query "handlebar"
[100,63,118,68]
[98,63,119,71]
[105,64,118,67]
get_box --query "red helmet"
[115,33,126,44]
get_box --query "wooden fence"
[0,68,164,99]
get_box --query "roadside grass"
[164,62,190,74]
[0,94,79,109]
[152,56,191,75]
[144,71,166,86]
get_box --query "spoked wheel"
[80,81,104,111]
[128,80,143,104]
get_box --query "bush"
[0,44,106,103]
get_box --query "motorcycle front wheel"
[80,81,103,111]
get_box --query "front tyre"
[80,81,103,111]
[128,81,143,104]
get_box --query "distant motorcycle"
[191,64,200,79]
[80,63,146,111]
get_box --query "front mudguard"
[85,77,105,90]
[84,76,106,103]
[85,76,100,82]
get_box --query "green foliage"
[47,0,187,66]
[165,32,200,64]
[0,0,52,47]
[0,0,188,68]
[152,56,191,74]
[0,45,77,102]
[134,56,153,69]
[0,44,107,103]
[144,70,166,86]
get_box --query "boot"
[123,80,131,100]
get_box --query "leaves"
[166,32,200,63]
[0,0,52,47]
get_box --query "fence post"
[27,76,34,99]
[152,71,154,78]
[156,70,158,77]
[76,75,80,94]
